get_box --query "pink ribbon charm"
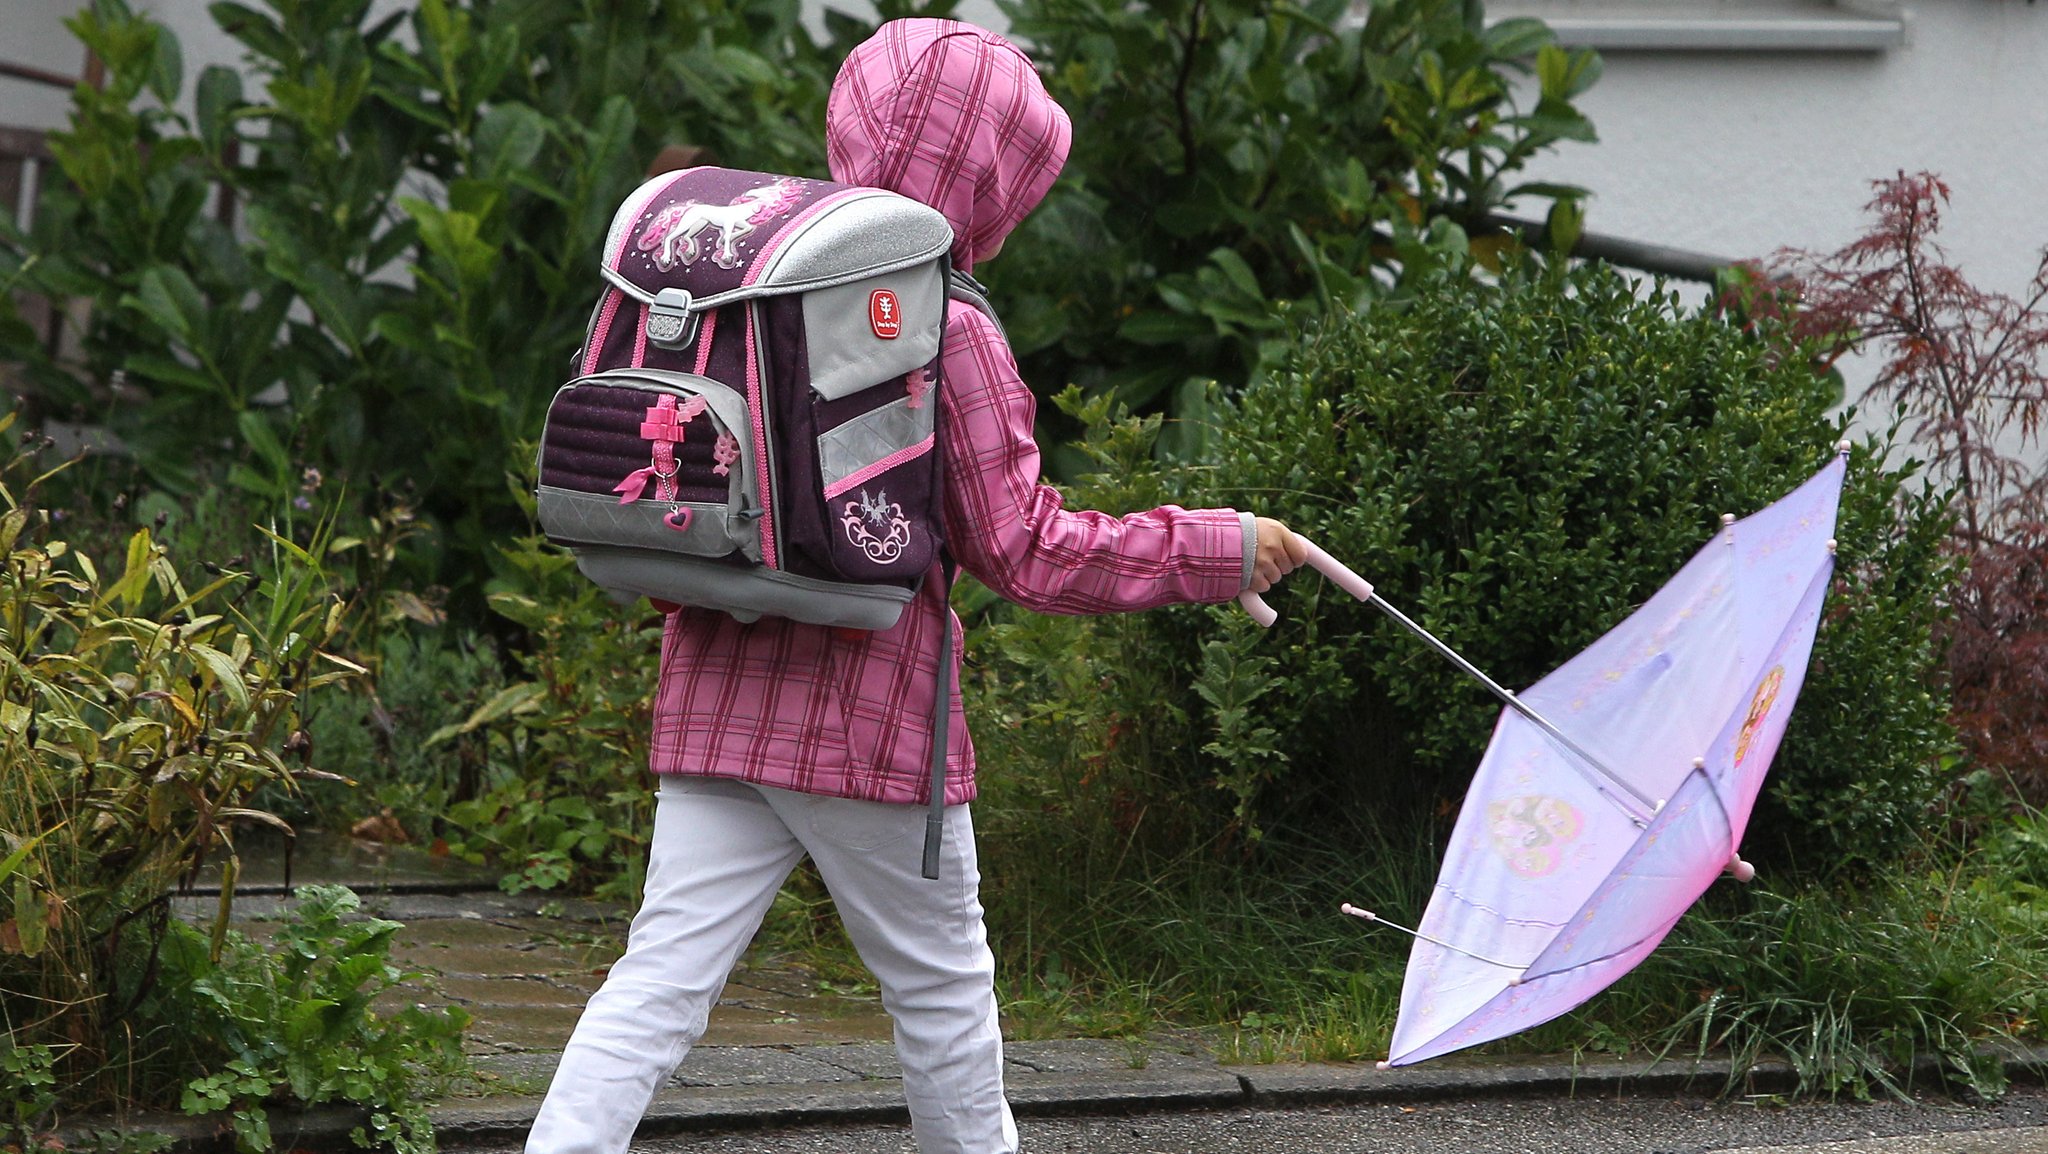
[613,466,660,504]
[630,395,708,504]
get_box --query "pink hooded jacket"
[649,20,1256,803]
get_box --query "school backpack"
[536,166,983,878]
[535,166,962,630]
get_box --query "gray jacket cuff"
[1239,511,1257,591]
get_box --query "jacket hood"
[826,19,1071,274]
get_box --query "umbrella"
[1240,446,1848,1066]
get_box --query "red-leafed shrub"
[1769,172,2048,801]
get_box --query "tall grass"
[977,752,2048,1096]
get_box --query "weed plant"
[285,626,509,836]
[0,419,467,1143]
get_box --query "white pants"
[524,775,1017,1154]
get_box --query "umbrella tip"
[1693,756,1706,769]
[1826,538,1838,555]
[1377,1060,1393,1071]
[1837,439,1852,456]
[1341,903,1375,921]
[1729,855,1756,883]
[1720,513,1736,527]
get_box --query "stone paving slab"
[459,1005,588,1054]
[805,1041,903,1080]
[669,1046,873,1087]
[1006,1037,1216,1075]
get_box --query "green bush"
[972,264,1957,975]
[1202,264,1954,870]
[998,0,1600,444]
[283,625,510,837]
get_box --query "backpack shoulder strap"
[945,269,1005,341]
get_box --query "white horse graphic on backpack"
[636,180,803,271]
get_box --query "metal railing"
[1484,213,1738,285]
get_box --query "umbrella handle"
[1238,539,1374,627]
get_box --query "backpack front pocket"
[537,370,762,562]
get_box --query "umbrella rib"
[1341,904,1528,970]
[1365,593,1659,822]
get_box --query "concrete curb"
[425,1044,2048,1148]
[62,1042,2048,1151]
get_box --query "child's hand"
[1251,517,1308,593]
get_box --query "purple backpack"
[537,167,962,630]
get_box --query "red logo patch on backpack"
[870,289,902,339]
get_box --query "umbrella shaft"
[1365,593,1659,819]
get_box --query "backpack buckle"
[646,287,700,349]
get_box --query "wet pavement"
[171,881,906,1096]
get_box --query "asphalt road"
[463,1084,2048,1154]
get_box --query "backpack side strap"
[921,270,1001,880]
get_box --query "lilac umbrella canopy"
[1377,451,1848,1067]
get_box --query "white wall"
[1507,2,2048,467]
[1514,3,2048,301]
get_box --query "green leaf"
[1207,247,1264,302]
[368,310,435,353]
[148,22,184,104]
[1505,180,1591,203]
[0,823,61,886]
[124,352,222,395]
[196,65,242,151]
[227,462,281,498]
[1118,311,1214,345]
[127,266,208,344]
[1482,17,1555,59]
[189,643,252,710]
[236,409,292,478]
[372,84,455,131]
[113,528,155,611]
[474,101,546,180]
[208,2,294,65]
[425,681,545,746]
[1536,44,1603,101]
[402,198,496,291]
[14,875,47,957]
[1546,196,1585,258]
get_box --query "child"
[524,19,1306,1154]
